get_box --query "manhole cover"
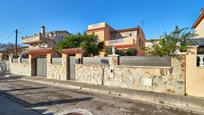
[57,108,93,115]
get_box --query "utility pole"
[15,29,18,57]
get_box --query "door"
[36,57,47,77]
[68,56,75,80]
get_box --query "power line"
[20,10,73,33]
[0,32,15,43]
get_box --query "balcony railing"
[197,55,204,68]
[109,39,124,45]
[22,33,47,44]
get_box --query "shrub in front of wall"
[126,48,137,56]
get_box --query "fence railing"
[83,57,109,65]
[119,56,171,66]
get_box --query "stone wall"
[76,65,104,85]
[9,58,31,76]
[47,64,66,80]
[46,54,67,80]
[75,55,186,95]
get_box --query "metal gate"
[37,58,47,77]
[69,56,75,80]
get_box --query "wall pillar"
[62,53,68,80]
[28,54,34,76]
[9,54,13,63]
[108,55,119,79]
[170,53,186,95]
[108,55,119,66]
[76,53,83,64]
[18,54,22,63]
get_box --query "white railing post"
[198,55,204,68]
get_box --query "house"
[145,39,160,48]
[22,26,69,56]
[192,8,204,38]
[87,22,146,56]
[190,8,204,54]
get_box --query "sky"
[0,0,203,45]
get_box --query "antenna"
[141,20,144,30]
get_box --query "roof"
[62,48,83,54]
[27,48,53,55]
[192,9,204,29]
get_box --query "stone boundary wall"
[46,54,67,80]
[9,57,31,76]
[76,55,186,95]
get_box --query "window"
[59,35,64,39]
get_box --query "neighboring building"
[190,8,204,54]
[22,26,69,56]
[145,39,160,48]
[192,8,204,38]
[87,22,146,55]
[145,39,160,55]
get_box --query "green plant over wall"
[126,48,137,56]
[56,33,104,57]
[105,47,137,56]
[150,26,195,56]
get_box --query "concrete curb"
[21,78,204,114]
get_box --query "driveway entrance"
[36,57,47,77]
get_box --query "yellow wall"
[195,19,204,38]
[186,46,204,97]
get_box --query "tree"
[0,43,18,53]
[56,33,104,57]
[150,26,195,56]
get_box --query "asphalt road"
[0,76,202,115]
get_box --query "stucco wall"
[75,55,186,95]
[186,46,204,97]
[195,19,204,38]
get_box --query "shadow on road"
[2,87,46,92]
[32,97,93,107]
[0,86,93,114]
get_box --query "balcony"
[105,38,135,46]
[22,33,47,44]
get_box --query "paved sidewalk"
[19,76,204,114]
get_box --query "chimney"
[41,26,46,36]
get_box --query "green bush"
[126,48,137,56]
[105,46,113,56]
[117,50,126,56]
